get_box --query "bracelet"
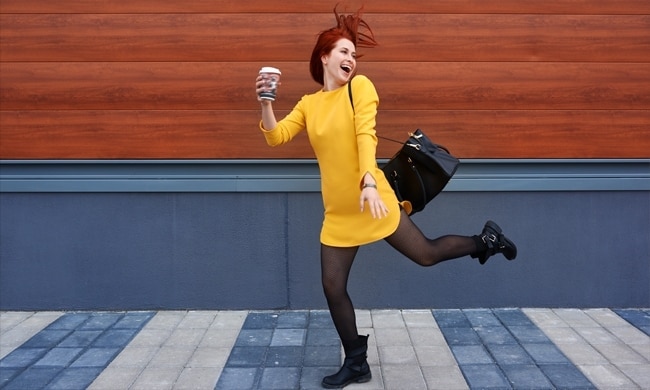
[362,183,377,189]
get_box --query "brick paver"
[0,308,648,389]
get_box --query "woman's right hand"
[257,73,278,130]
[255,74,267,102]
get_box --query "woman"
[255,7,517,389]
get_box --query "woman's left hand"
[360,187,389,219]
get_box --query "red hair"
[309,5,378,85]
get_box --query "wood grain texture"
[2,110,648,159]
[1,1,648,159]
[2,62,648,110]
[2,14,648,62]
[2,0,649,14]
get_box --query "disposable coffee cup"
[259,67,281,101]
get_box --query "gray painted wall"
[1,189,648,310]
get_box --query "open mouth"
[341,64,352,74]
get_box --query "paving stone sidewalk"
[1,308,648,389]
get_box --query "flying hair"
[309,5,378,85]
[334,5,378,50]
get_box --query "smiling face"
[321,38,356,91]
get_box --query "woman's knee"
[420,257,438,267]
[404,253,436,267]
[322,278,347,302]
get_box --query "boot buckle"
[482,233,497,244]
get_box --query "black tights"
[321,209,478,342]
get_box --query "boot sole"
[321,372,372,389]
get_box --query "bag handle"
[411,163,428,208]
[348,78,355,112]
[386,158,428,210]
[348,81,451,153]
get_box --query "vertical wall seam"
[284,193,291,309]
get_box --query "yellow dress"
[260,75,401,247]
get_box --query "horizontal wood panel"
[378,110,650,159]
[2,0,649,14]
[3,14,648,62]
[0,110,308,159]
[2,1,648,161]
[2,62,648,111]
[2,110,648,159]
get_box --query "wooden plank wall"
[1,0,649,159]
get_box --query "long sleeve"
[350,76,380,184]
[259,97,308,146]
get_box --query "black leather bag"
[380,129,460,215]
[347,80,459,214]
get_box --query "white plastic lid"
[259,66,281,75]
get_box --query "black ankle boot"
[322,335,371,389]
[472,220,517,265]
